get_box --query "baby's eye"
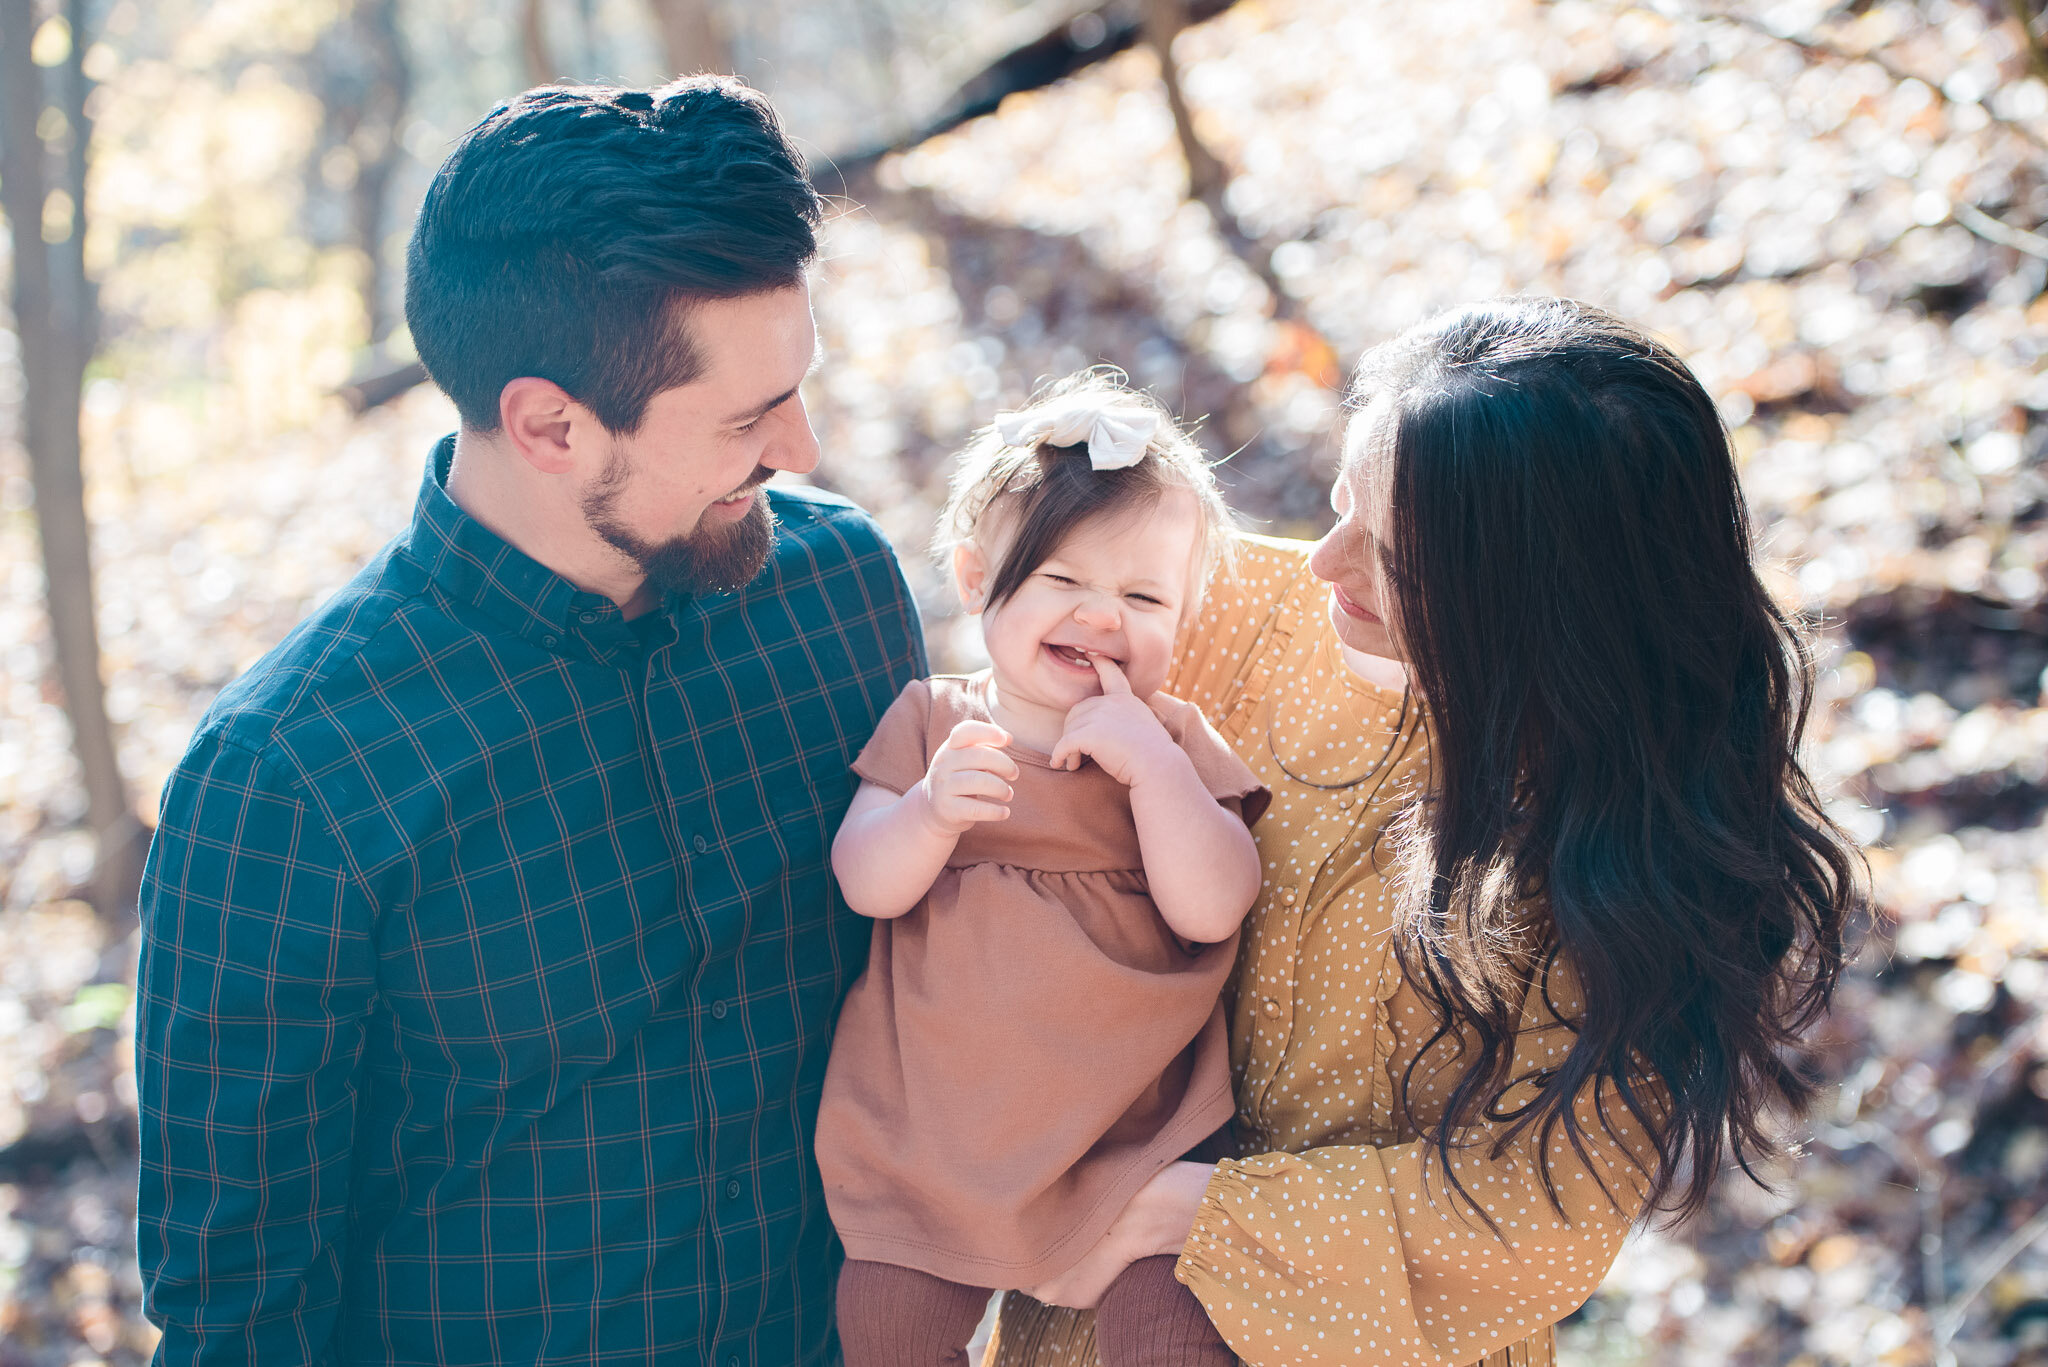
[1127,593,1165,606]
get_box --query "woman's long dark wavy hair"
[1359,297,1863,1222]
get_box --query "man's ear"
[498,377,585,476]
[952,540,992,615]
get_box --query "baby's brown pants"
[836,1255,1235,1367]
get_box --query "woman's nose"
[1306,528,1341,583]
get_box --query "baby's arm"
[1128,759,1261,945]
[1049,658,1260,944]
[831,720,1019,919]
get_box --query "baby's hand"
[1048,656,1182,787]
[918,720,1019,836]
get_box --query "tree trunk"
[348,0,410,343]
[1142,0,1226,208]
[646,0,730,77]
[0,0,145,918]
[1139,0,1298,322]
[521,0,557,84]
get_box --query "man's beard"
[581,453,778,598]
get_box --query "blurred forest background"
[1,0,2046,1362]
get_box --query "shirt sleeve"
[1174,960,1659,1367]
[135,729,379,1367]
[849,677,936,796]
[1156,692,1272,829]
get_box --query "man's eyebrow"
[726,346,822,426]
[728,384,800,425]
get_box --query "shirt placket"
[647,602,774,1367]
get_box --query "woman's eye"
[1043,574,1077,586]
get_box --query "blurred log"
[0,0,146,919]
[0,1117,135,1181]
[647,0,730,76]
[337,360,428,414]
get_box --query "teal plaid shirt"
[136,439,926,1367]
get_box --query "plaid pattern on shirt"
[136,438,927,1367]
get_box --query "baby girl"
[816,371,1265,1367]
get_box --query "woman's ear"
[952,540,991,615]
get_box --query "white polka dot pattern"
[988,538,1657,1367]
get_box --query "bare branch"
[1952,199,2048,259]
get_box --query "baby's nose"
[1072,595,1121,628]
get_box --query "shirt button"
[577,608,601,625]
[540,634,559,649]
[727,1355,741,1367]
[1262,997,1283,1018]
[710,1000,728,1019]
[692,834,710,854]
[726,1179,742,1199]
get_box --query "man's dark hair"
[404,76,823,434]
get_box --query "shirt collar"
[399,435,658,662]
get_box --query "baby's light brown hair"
[939,368,1236,611]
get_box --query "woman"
[989,297,1861,1366]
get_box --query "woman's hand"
[1024,1161,1216,1309]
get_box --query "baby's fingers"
[944,796,1011,824]
[940,768,1014,804]
[939,742,1019,782]
[1090,654,1133,696]
[943,719,1012,753]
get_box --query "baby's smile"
[1045,643,1114,671]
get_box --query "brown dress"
[816,671,1270,1288]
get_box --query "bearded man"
[135,78,925,1366]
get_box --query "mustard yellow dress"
[989,536,1658,1367]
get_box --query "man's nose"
[764,395,821,475]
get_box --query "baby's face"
[977,490,1202,715]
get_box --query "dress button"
[1280,888,1297,906]
[726,1179,742,1199]
[692,834,710,854]
[710,1000,728,1020]
[1262,997,1283,1018]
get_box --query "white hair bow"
[993,396,1161,471]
